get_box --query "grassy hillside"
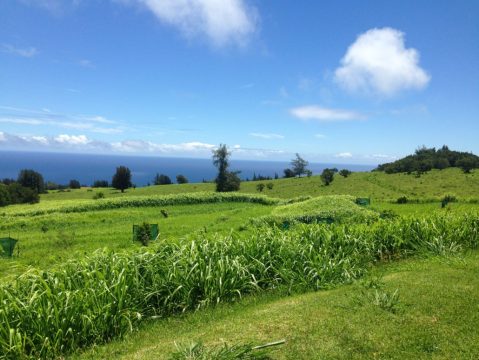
[1,168,478,359]
[73,252,479,359]
[40,168,479,202]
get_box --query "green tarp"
[0,237,18,257]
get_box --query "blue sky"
[1,0,478,164]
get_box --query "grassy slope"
[0,202,273,279]
[73,252,479,359]
[40,168,479,202]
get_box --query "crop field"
[0,170,479,359]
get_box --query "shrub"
[154,174,172,185]
[69,179,81,189]
[397,196,408,204]
[176,174,188,184]
[320,169,335,186]
[93,192,105,200]
[266,182,274,190]
[92,180,109,188]
[256,183,265,192]
[339,169,352,178]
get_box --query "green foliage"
[112,166,132,193]
[291,153,309,177]
[397,196,408,204]
[176,174,188,184]
[0,214,478,358]
[69,179,81,189]
[256,183,265,192]
[92,180,109,188]
[283,168,295,178]
[4,192,281,217]
[213,144,241,192]
[377,145,479,174]
[0,184,10,206]
[457,157,476,173]
[17,169,45,194]
[266,183,273,190]
[339,169,352,178]
[136,222,151,246]
[255,195,379,226]
[320,168,335,186]
[93,192,105,200]
[1,181,41,206]
[154,173,172,185]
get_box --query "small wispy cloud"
[279,86,289,98]
[249,132,285,140]
[290,105,365,122]
[298,77,313,91]
[78,59,95,68]
[240,83,255,89]
[314,133,326,139]
[334,27,430,96]
[1,44,38,58]
[335,152,353,159]
[0,106,123,134]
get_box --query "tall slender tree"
[212,144,240,192]
[291,153,309,177]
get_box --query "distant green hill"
[376,145,479,174]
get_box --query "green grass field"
[1,168,478,359]
[73,251,479,359]
[39,168,479,202]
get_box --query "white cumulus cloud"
[126,0,258,47]
[290,105,365,122]
[335,27,430,96]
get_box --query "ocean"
[0,151,374,186]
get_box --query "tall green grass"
[0,214,477,358]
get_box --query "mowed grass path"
[0,202,273,279]
[40,168,479,202]
[73,251,479,359]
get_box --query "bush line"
[4,192,282,217]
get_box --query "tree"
[176,174,188,184]
[283,168,295,178]
[7,183,39,204]
[0,184,11,207]
[339,169,352,178]
[291,153,309,177]
[69,179,81,189]
[320,168,335,186]
[17,169,45,194]
[256,183,265,192]
[212,144,241,192]
[154,174,172,185]
[93,180,109,188]
[457,158,476,174]
[112,166,132,193]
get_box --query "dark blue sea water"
[0,151,374,186]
